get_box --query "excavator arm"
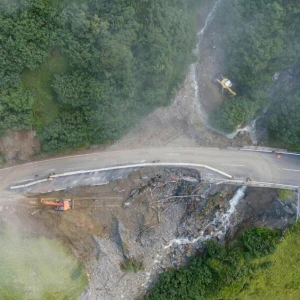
[216,77,236,96]
[40,198,73,211]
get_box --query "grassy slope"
[219,222,300,299]
[22,51,68,126]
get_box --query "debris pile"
[120,168,241,270]
[20,167,297,300]
[124,168,204,224]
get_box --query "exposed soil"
[0,129,40,163]
[1,2,296,300]
[109,2,252,151]
[1,167,296,300]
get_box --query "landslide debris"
[5,167,296,300]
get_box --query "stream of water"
[190,0,260,143]
[142,2,248,288]
[164,186,246,249]
[142,184,246,289]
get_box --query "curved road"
[1,147,300,195]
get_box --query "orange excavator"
[40,198,74,211]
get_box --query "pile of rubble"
[123,168,204,223]
[121,167,238,269]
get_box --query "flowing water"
[143,186,246,289]
[190,0,222,123]
[142,2,247,288]
[164,186,246,249]
[190,0,261,143]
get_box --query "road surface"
[1,147,300,196]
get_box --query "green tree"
[209,97,257,133]
[267,90,300,146]
[146,228,282,300]
[1,0,199,152]
[52,72,103,108]
[213,0,300,139]
[0,89,34,132]
[39,111,89,152]
[240,228,281,258]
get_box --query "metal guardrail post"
[297,188,300,221]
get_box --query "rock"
[216,234,223,241]
[218,202,225,209]
[218,226,225,233]
[283,206,294,215]
[123,199,134,207]
[216,221,223,228]
[130,188,139,198]
[277,200,284,207]
[0,206,2,212]
[123,188,140,207]
[204,225,214,235]
[181,176,199,183]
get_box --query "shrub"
[145,229,282,300]
[240,228,281,258]
[209,97,257,133]
[120,257,143,272]
[277,189,294,201]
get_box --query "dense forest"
[0,0,198,152]
[210,0,300,148]
[1,0,299,152]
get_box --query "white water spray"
[142,2,246,288]
[194,0,222,53]
[190,0,236,136]
[190,0,260,143]
[142,185,246,288]
[190,0,222,123]
[164,186,246,249]
[235,117,260,144]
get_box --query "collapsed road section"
[8,163,231,193]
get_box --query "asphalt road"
[1,147,300,194]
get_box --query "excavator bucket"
[63,200,70,211]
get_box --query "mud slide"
[110,0,253,151]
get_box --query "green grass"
[277,189,294,201]
[0,228,87,300]
[218,222,300,300]
[22,51,68,126]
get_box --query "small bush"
[240,228,281,258]
[277,189,294,201]
[209,97,257,133]
[121,257,144,272]
[259,261,273,270]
